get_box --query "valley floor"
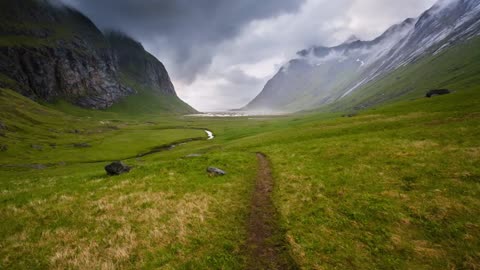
[0,88,479,269]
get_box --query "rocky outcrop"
[0,1,136,109]
[0,0,193,112]
[107,32,177,96]
[0,44,134,109]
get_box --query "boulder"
[207,167,226,176]
[426,89,451,98]
[105,161,131,176]
[0,144,8,152]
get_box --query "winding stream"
[1,129,216,169]
[75,129,214,164]
[205,130,214,140]
[135,129,215,158]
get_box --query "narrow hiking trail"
[246,153,297,270]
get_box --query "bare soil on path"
[245,153,298,270]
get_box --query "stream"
[205,130,214,140]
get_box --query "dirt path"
[245,153,298,269]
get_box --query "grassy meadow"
[1,84,479,269]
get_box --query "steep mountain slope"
[244,0,480,113]
[107,32,176,97]
[0,0,195,114]
[105,32,196,115]
[328,35,480,113]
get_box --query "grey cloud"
[59,0,438,111]
[60,0,305,82]
[178,67,267,111]
[222,69,262,85]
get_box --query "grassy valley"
[1,80,479,268]
[1,1,479,269]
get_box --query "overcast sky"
[61,0,437,111]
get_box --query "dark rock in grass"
[73,142,91,148]
[105,161,131,176]
[0,144,8,152]
[342,113,357,118]
[426,89,451,98]
[31,144,43,150]
[0,121,6,130]
[207,167,226,176]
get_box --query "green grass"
[106,79,195,116]
[1,35,480,268]
[0,88,256,269]
[1,85,479,269]
[243,90,480,269]
[327,36,480,112]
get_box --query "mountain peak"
[430,0,480,13]
[342,35,361,45]
[245,0,480,113]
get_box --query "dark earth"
[245,153,298,269]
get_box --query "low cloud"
[61,0,437,111]
[60,0,304,83]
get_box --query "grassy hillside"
[327,37,480,113]
[1,76,479,269]
[0,89,205,165]
[105,76,196,116]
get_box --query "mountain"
[0,0,195,114]
[244,0,480,113]
[107,32,176,97]
[104,32,196,115]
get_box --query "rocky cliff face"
[107,32,177,97]
[0,0,193,112]
[0,42,135,109]
[244,0,480,112]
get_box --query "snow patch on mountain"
[244,0,480,113]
